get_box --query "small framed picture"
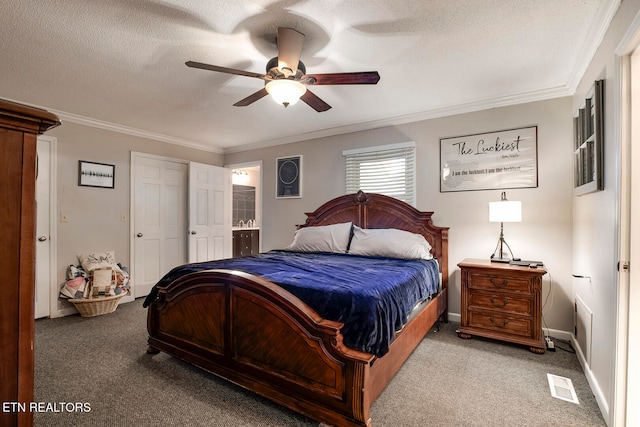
[276,155,302,198]
[78,160,115,188]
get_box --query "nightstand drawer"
[468,293,532,316]
[468,311,533,338]
[468,273,531,294]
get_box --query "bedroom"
[0,1,638,426]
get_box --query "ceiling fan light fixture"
[186,28,378,111]
[265,80,307,107]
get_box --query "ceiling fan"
[186,27,380,112]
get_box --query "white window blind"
[343,142,416,206]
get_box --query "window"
[343,142,416,206]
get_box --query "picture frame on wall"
[440,126,538,193]
[276,155,302,198]
[78,160,115,188]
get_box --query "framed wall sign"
[78,160,115,188]
[440,126,538,193]
[276,155,302,198]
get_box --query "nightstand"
[456,258,547,353]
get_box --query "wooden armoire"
[0,99,60,427]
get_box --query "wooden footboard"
[148,269,377,426]
[147,191,449,426]
[147,268,446,427]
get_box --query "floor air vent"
[547,373,579,404]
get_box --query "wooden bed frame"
[146,191,449,426]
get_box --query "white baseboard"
[571,335,611,426]
[543,327,572,342]
[448,312,461,323]
[444,317,609,424]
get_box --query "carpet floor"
[34,299,606,426]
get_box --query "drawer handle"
[490,317,509,327]
[490,278,509,288]
[490,297,508,307]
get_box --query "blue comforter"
[143,251,440,357]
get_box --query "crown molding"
[566,0,621,93]
[51,110,224,154]
[4,81,575,157]
[223,85,572,154]
[2,97,223,154]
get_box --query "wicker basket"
[69,292,127,317]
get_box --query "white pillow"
[348,226,433,259]
[286,222,353,253]
[77,251,122,273]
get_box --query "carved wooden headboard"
[300,191,449,287]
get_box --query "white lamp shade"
[265,80,307,106]
[489,200,522,222]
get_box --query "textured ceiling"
[0,0,617,153]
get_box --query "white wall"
[571,0,640,424]
[225,96,575,331]
[47,121,223,314]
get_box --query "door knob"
[136,233,143,237]
[190,231,197,235]
[38,236,47,242]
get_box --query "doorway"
[188,161,232,263]
[35,136,57,319]
[623,47,640,426]
[131,153,188,298]
[615,23,640,426]
[228,161,262,253]
[131,153,232,298]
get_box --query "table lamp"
[489,191,521,263]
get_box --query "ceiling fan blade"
[305,71,380,85]
[233,88,269,107]
[300,89,331,112]
[277,27,305,75]
[186,61,266,80]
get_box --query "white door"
[188,162,231,262]
[35,137,55,318]
[133,155,188,297]
[624,45,640,426]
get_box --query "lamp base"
[491,231,515,264]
